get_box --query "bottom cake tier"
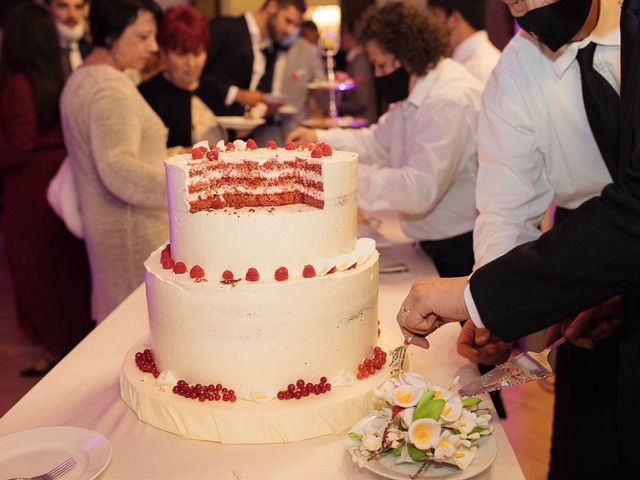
[120,336,395,444]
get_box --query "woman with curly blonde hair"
[288,1,482,277]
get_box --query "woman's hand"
[286,127,317,146]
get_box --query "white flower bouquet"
[346,374,494,478]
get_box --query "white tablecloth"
[0,221,525,479]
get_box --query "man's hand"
[561,295,623,349]
[396,277,470,349]
[286,127,317,145]
[235,89,265,107]
[457,321,512,365]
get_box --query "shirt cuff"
[464,283,486,329]
[225,86,239,106]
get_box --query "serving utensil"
[6,456,76,480]
[458,336,567,397]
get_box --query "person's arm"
[0,75,38,168]
[88,84,166,209]
[473,68,553,268]
[345,95,475,215]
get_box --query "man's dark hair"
[90,0,162,48]
[261,0,307,14]
[44,0,90,5]
[301,19,317,32]
[0,2,65,130]
[429,0,489,31]
[357,1,449,76]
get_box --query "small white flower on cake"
[395,444,415,465]
[336,252,357,271]
[355,238,376,264]
[430,385,453,402]
[362,433,382,452]
[155,370,178,388]
[399,371,429,390]
[233,139,247,151]
[314,258,336,276]
[332,369,356,387]
[193,140,210,151]
[434,430,461,462]
[373,379,397,402]
[399,407,416,429]
[440,396,463,423]
[453,447,476,470]
[245,384,277,404]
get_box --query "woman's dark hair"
[90,0,162,48]
[0,2,65,131]
[429,0,489,31]
[357,1,449,76]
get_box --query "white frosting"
[164,148,358,277]
[145,249,379,394]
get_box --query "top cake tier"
[164,140,359,280]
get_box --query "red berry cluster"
[159,245,206,282]
[135,349,159,378]
[276,377,331,400]
[172,380,237,403]
[160,244,173,269]
[356,346,386,380]
[300,143,333,157]
[191,146,208,159]
[246,139,258,150]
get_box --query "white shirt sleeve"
[464,284,486,329]
[319,96,475,216]
[225,85,239,106]
[473,69,554,268]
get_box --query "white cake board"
[120,336,396,444]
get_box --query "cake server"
[458,336,567,397]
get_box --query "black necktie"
[257,46,277,93]
[576,42,620,180]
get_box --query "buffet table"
[0,217,525,479]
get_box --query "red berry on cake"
[191,146,207,159]
[173,262,187,274]
[245,267,260,282]
[161,257,174,270]
[226,142,235,151]
[222,270,234,281]
[266,140,277,149]
[274,267,289,281]
[320,143,333,156]
[285,142,296,150]
[190,265,205,279]
[246,139,258,150]
[302,265,316,278]
[310,146,322,158]
[206,149,219,161]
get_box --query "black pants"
[419,231,474,278]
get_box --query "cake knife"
[458,336,567,397]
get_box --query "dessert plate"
[216,116,266,130]
[0,426,112,480]
[353,437,496,479]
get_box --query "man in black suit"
[397,0,640,477]
[202,0,306,117]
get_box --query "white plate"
[0,426,112,480]
[216,116,266,130]
[348,415,497,480]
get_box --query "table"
[0,217,525,479]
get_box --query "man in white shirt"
[428,0,501,86]
[45,0,91,76]
[288,2,482,278]
[396,1,624,477]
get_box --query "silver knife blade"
[458,352,553,397]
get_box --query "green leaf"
[462,397,482,407]
[471,426,485,434]
[414,399,445,421]
[348,432,362,440]
[408,445,428,461]
[391,446,402,457]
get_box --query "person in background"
[428,0,500,86]
[139,5,224,149]
[337,20,378,125]
[45,0,92,76]
[288,1,482,278]
[61,0,168,323]
[0,2,93,375]
[201,0,306,118]
[299,19,319,46]
[398,0,623,477]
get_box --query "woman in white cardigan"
[61,0,168,322]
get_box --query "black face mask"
[374,66,410,104]
[516,0,594,52]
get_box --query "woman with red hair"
[139,5,224,148]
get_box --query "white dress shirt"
[225,11,288,105]
[317,59,482,241]
[467,0,620,327]
[452,30,501,87]
[473,0,620,270]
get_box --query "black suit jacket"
[470,3,640,472]
[139,73,223,148]
[202,15,254,116]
